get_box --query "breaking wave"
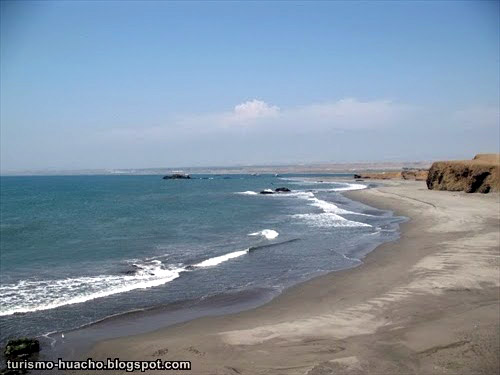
[236,191,258,195]
[248,229,279,240]
[193,250,249,268]
[1,182,371,317]
[0,261,184,316]
[292,213,371,228]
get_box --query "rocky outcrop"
[162,174,191,180]
[259,187,292,194]
[4,338,40,359]
[426,154,499,193]
[1,338,40,375]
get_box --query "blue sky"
[1,0,499,171]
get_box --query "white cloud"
[27,98,498,170]
[232,99,280,121]
[99,98,498,144]
[99,98,414,142]
[214,97,411,130]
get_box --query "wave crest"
[292,213,371,228]
[193,250,249,268]
[236,191,258,195]
[0,261,184,316]
[248,229,279,240]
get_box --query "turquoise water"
[0,174,403,344]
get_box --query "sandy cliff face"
[401,170,429,181]
[426,154,500,193]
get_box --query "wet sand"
[87,181,499,374]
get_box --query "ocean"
[0,174,404,353]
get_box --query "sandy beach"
[87,180,499,375]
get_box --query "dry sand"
[87,181,499,375]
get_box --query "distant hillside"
[426,154,500,193]
[354,169,428,181]
[2,161,432,176]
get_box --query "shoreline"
[39,180,400,361]
[81,180,499,374]
[1,175,382,346]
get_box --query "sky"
[1,0,499,172]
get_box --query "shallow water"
[0,174,404,348]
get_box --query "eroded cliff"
[426,154,499,193]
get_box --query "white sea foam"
[283,191,315,198]
[0,244,260,316]
[284,184,371,218]
[0,245,255,316]
[1,181,369,317]
[236,191,258,195]
[193,249,249,268]
[292,213,371,228]
[288,186,372,227]
[248,229,279,240]
[279,178,367,191]
[308,197,354,215]
[244,179,370,227]
[0,261,184,316]
[332,183,367,191]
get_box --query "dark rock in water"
[122,269,136,275]
[120,264,142,275]
[162,174,191,180]
[274,187,291,192]
[259,190,274,195]
[4,338,40,360]
[353,174,362,179]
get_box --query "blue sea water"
[0,174,403,346]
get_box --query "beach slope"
[88,181,499,375]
